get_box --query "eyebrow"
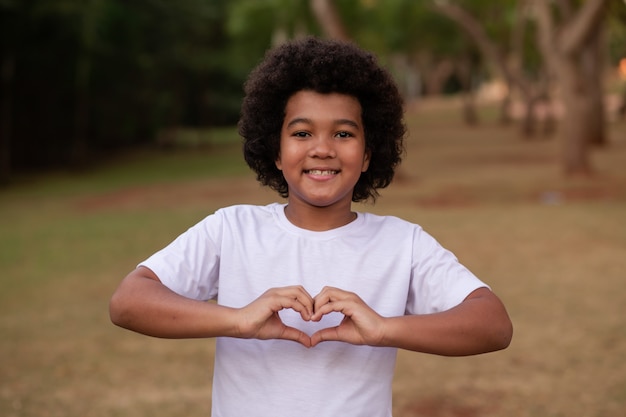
[286,117,360,129]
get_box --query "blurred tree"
[608,0,626,119]
[0,0,81,170]
[226,0,316,61]
[362,0,485,123]
[432,0,552,136]
[1,0,622,180]
[310,0,349,40]
[532,0,610,175]
[0,0,245,176]
[72,0,100,168]
[0,0,21,184]
[90,0,239,147]
[608,0,626,64]
[310,0,485,124]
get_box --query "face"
[276,90,370,211]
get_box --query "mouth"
[304,169,339,175]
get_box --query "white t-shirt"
[140,203,487,417]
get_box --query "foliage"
[0,0,242,171]
[608,0,626,64]
[0,0,624,178]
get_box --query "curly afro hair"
[239,36,406,203]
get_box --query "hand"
[236,286,314,347]
[309,286,386,348]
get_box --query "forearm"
[109,269,239,339]
[380,288,513,356]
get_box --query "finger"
[313,286,352,305]
[292,288,315,318]
[312,285,339,302]
[311,287,339,317]
[310,301,340,321]
[273,287,315,318]
[278,325,312,348]
[310,326,340,347]
[311,295,356,321]
[272,294,313,321]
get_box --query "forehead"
[283,91,362,124]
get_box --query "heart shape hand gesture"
[235,285,386,348]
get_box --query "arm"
[109,266,314,346]
[380,287,512,355]
[310,286,512,356]
[109,266,238,338]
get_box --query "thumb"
[310,326,340,347]
[278,325,313,348]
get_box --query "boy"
[110,37,512,417]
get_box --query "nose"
[309,135,336,158]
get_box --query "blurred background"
[0,0,625,181]
[1,1,626,417]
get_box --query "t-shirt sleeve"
[138,212,222,301]
[406,227,489,315]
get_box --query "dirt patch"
[452,153,557,167]
[400,394,498,417]
[73,177,274,213]
[415,186,477,209]
[73,174,625,213]
[533,183,625,205]
[411,180,626,209]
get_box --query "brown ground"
[2,101,626,416]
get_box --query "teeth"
[307,169,337,175]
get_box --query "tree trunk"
[432,1,545,136]
[425,59,454,95]
[521,96,537,138]
[533,0,609,176]
[581,23,606,146]
[456,57,478,126]
[310,0,349,41]
[559,60,593,175]
[539,95,557,137]
[499,88,513,125]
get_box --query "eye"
[292,131,311,138]
[335,131,354,139]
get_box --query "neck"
[283,202,356,231]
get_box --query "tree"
[532,0,610,175]
[0,0,20,184]
[0,0,244,178]
[310,0,349,40]
[312,0,485,120]
[432,0,552,135]
[72,0,101,167]
[227,0,316,53]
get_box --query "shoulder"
[188,204,280,242]
[207,203,281,229]
[214,203,280,219]
[359,211,423,234]
[358,211,441,248]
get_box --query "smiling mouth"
[305,169,339,175]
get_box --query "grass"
[3,140,247,200]
[1,101,625,417]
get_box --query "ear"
[361,149,371,172]
[275,155,282,171]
